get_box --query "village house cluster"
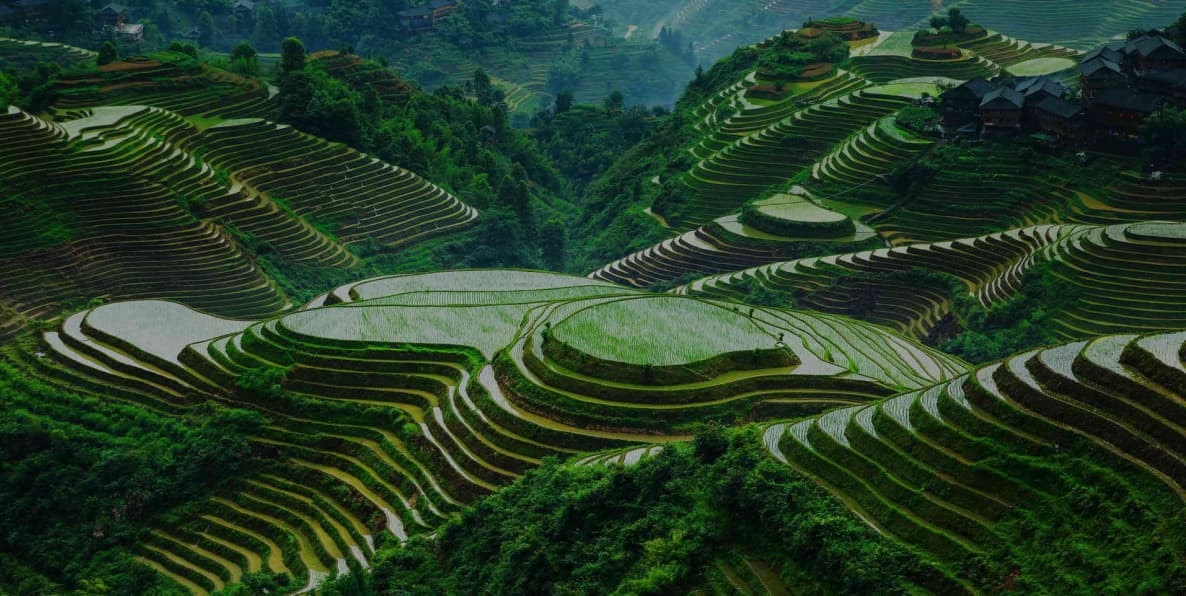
[940,33,1186,148]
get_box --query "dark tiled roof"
[942,77,997,101]
[98,3,126,13]
[1083,45,1122,64]
[1036,96,1082,119]
[980,87,1024,110]
[1093,88,1163,113]
[1126,35,1186,59]
[1016,76,1066,98]
[1081,57,1123,78]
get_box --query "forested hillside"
[0,0,693,119]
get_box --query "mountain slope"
[765,329,1186,591]
[588,0,1183,61]
[0,102,477,341]
[4,270,970,592]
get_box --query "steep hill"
[4,270,968,593]
[764,328,1186,591]
[0,102,476,341]
[47,51,275,119]
[676,220,1186,344]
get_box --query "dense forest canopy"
[0,0,693,111]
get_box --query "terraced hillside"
[0,104,477,340]
[0,37,95,71]
[589,0,1180,58]
[663,86,915,228]
[764,329,1186,587]
[49,51,275,119]
[649,23,1085,233]
[593,189,878,288]
[310,51,417,105]
[951,0,1186,49]
[679,221,1186,343]
[6,270,969,593]
[597,22,1160,298]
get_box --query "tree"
[231,41,257,61]
[252,5,281,49]
[231,41,259,75]
[281,36,306,73]
[168,41,199,58]
[554,90,573,114]
[472,68,496,106]
[96,41,119,66]
[947,8,969,34]
[1140,106,1186,164]
[552,0,570,26]
[46,0,92,40]
[1175,11,1186,47]
[0,71,15,110]
[603,90,624,114]
[539,218,566,269]
[197,10,215,47]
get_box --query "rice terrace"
[3,0,1186,594]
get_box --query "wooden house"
[1124,35,1186,75]
[95,4,127,28]
[979,87,1024,130]
[1090,88,1162,139]
[940,77,996,125]
[1080,57,1126,99]
[1035,96,1084,141]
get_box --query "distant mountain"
[587,0,1185,62]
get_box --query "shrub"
[96,42,118,66]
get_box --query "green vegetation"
[1141,107,1186,164]
[941,263,1079,363]
[531,101,659,188]
[549,296,781,366]
[323,426,945,595]
[0,71,12,109]
[769,330,1186,592]
[0,359,263,593]
[96,41,118,66]
[756,30,850,82]
[739,194,856,238]
[1005,57,1077,76]
[2,269,968,591]
[8,7,1186,596]
[272,53,572,272]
